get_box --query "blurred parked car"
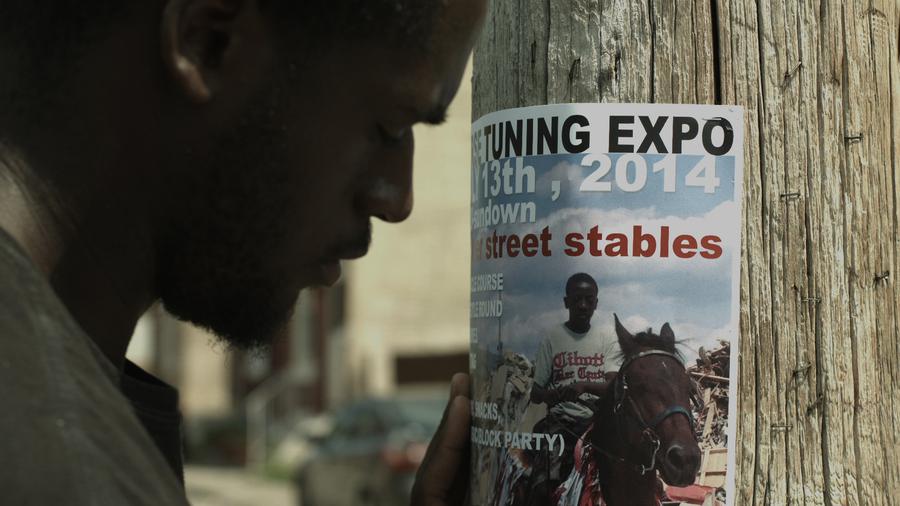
[294,396,445,506]
[270,412,335,474]
[184,413,248,466]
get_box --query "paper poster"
[469,104,743,506]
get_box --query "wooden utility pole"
[473,1,900,504]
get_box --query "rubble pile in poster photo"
[690,342,730,450]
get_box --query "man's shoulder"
[0,313,187,504]
[0,229,119,397]
[0,347,190,506]
[0,232,190,505]
[583,326,622,368]
[0,229,102,360]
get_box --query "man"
[528,273,621,501]
[0,1,485,504]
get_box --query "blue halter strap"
[615,350,696,433]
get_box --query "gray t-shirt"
[0,229,190,505]
[533,323,622,422]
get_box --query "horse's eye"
[628,381,646,393]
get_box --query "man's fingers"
[448,372,470,400]
[420,395,470,501]
[412,373,471,506]
[431,372,470,446]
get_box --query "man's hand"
[570,381,597,396]
[569,380,613,398]
[411,373,471,506]
[557,385,580,403]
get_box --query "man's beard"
[156,84,300,352]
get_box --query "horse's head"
[611,314,701,487]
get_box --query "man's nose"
[357,136,415,223]
[363,177,414,223]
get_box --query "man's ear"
[161,0,260,103]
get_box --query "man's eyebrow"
[411,104,448,126]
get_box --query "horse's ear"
[614,313,636,354]
[660,322,675,342]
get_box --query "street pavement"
[185,465,296,506]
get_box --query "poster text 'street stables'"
[472,1,900,505]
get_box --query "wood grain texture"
[472,0,900,503]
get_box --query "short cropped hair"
[565,273,598,294]
[0,0,442,131]
[261,0,443,50]
[0,1,124,122]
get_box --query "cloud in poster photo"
[473,200,738,362]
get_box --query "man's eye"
[377,124,408,145]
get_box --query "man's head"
[564,273,598,330]
[0,0,486,351]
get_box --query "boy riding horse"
[528,273,620,504]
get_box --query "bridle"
[598,350,697,475]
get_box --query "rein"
[600,350,696,475]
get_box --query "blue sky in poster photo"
[471,153,739,362]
